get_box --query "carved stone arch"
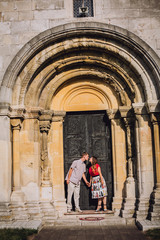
[1,22,160,108]
[37,70,128,109]
[13,39,155,107]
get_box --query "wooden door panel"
[63,111,113,210]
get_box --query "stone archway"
[0,22,160,222]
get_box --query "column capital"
[145,100,160,114]
[119,106,133,118]
[39,110,53,133]
[11,118,22,130]
[39,121,51,133]
[106,109,119,120]
[150,112,160,124]
[132,103,145,115]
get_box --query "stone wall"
[0,0,160,86]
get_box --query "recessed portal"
[63,110,113,210]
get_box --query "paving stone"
[33,225,150,240]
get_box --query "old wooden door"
[63,111,113,210]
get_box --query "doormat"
[79,217,104,221]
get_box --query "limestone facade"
[0,0,160,224]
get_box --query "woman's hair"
[91,156,98,172]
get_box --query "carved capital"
[146,100,160,114]
[132,103,145,115]
[150,112,160,124]
[11,119,22,130]
[106,109,119,120]
[119,106,132,118]
[39,120,51,133]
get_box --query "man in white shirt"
[66,152,89,213]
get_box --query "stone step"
[0,215,13,222]
[0,212,11,216]
[28,209,41,214]
[151,216,160,220]
[150,212,160,217]
[137,220,160,231]
[53,216,127,226]
[41,209,55,214]
[0,220,42,230]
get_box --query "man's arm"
[66,168,73,184]
[82,173,89,186]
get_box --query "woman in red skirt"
[89,156,107,212]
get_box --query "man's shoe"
[75,208,83,213]
[67,209,71,213]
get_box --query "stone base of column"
[136,198,150,220]
[40,201,57,225]
[10,202,29,220]
[10,190,29,220]
[54,199,67,217]
[0,202,13,222]
[121,198,136,219]
[112,197,123,216]
[40,186,52,201]
[148,188,160,221]
[120,177,136,220]
[26,201,43,220]
[11,190,26,203]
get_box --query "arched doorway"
[51,77,119,211]
[63,110,113,210]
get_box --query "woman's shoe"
[103,204,107,211]
[95,208,101,212]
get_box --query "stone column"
[0,106,12,221]
[149,112,160,221]
[11,118,26,203]
[119,106,136,221]
[133,103,150,220]
[51,111,67,215]
[39,111,53,200]
[40,122,51,184]
[151,113,160,189]
[107,109,126,215]
[10,118,28,220]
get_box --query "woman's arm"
[89,176,92,187]
[98,166,104,186]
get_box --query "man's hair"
[81,152,88,157]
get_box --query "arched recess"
[0,22,159,216]
[50,77,124,210]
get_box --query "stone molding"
[1,22,160,106]
[52,111,66,122]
